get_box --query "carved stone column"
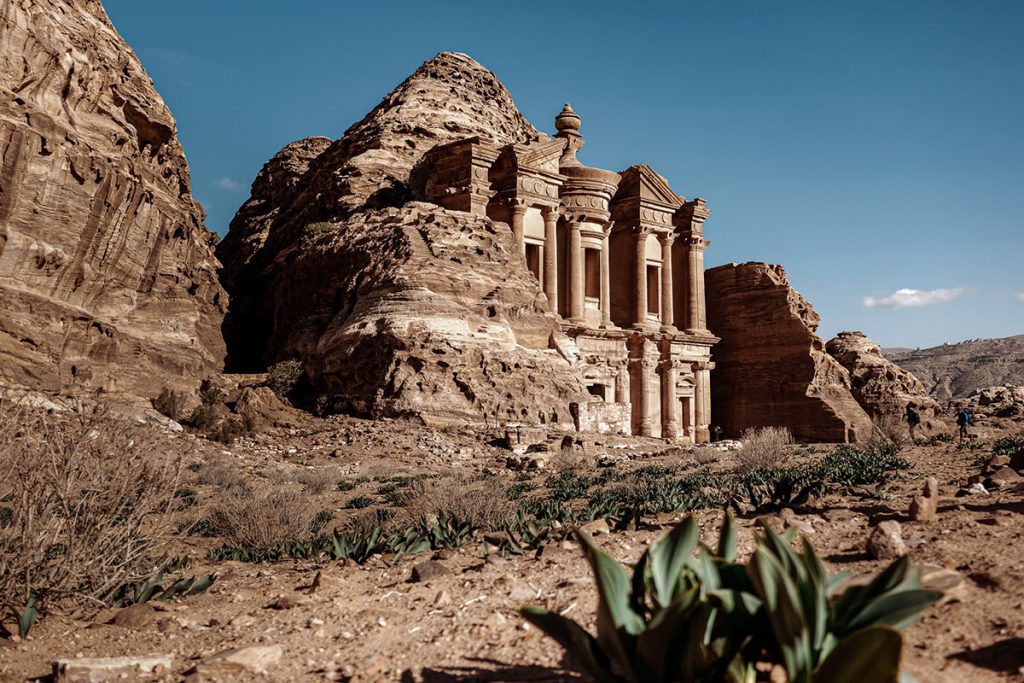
[541,206,559,310]
[600,223,613,328]
[692,361,710,444]
[674,198,711,335]
[633,230,648,329]
[659,233,676,332]
[660,360,678,439]
[685,237,701,332]
[509,201,528,257]
[696,241,708,331]
[615,362,630,404]
[568,221,584,323]
[634,357,653,437]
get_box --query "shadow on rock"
[949,637,1024,674]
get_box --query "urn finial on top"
[555,104,584,166]
[555,103,581,133]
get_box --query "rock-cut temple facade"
[420,105,719,443]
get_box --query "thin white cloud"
[216,177,244,192]
[1015,291,1024,303]
[863,287,965,309]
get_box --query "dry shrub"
[735,426,794,472]
[208,485,317,550]
[400,476,512,530]
[193,458,249,493]
[0,398,182,613]
[550,436,591,473]
[867,414,909,453]
[266,359,304,399]
[293,467,342,494]
[152,387,188,421]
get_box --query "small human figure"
[711,425,723,443]
[955,405,973,442]
[905,404,921,442]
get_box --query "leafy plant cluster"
[205,445,910,568]
[522,515,940,683]
[210,511,482,564]
[992,434,1024,457]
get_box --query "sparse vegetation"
[992,434,1024,457]
[867,414,909,456]
[0,400,182,624]
[266,359,305,399]
[736,426,794,472]
[522,515,940,682]
[208,486,318,550]
[345,495,377,510]
[400,475,512,531]
[152,387,188,421]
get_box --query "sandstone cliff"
[705,263,872,442]
[826,331,942,429]
[0,0,226,397]
[218,53,586,426]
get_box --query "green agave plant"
[521,515,940,683]
[6,595,37,638]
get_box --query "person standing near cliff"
[905,404,921,442]
[955,405,973,442]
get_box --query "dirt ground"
[1,406,1022,682]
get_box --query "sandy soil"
[1,410,1022,682]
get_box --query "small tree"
[266,359,305,399]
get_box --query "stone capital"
[506,197,530,214]
[540,205,561,221]
[657,232,677,247]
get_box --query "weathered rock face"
[218,53,586,426]
[885,334,1024,400]
[705,263,872,442]
[963,385,1024,418]
[0,0,226,397]
[826,331,942,427]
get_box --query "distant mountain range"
[884,334,1024,399]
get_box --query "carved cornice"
[674,197,711,234]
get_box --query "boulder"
[909,496,937,522]
[410,560,453,583]
[217,53,587,428]
[909,476,939,522]
[53,655,173,682]
[0,0,226,398]
[987,466,1023,490]
[825,332,943,431]
[110,603,158,629]
[704,263,872,442]
[867,520,907,560]
[192,645,283,677]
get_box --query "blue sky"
[104,0,1023,349]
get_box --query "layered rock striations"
[826,331,941,428]
[218,53,586,426]
[705,263,872,442]
[0,0,226,397]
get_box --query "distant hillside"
[884,334,1024,399]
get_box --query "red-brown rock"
[705,262,871,442]
[218,53,586,427]
[826,331,942,430]
[0,0,226,398]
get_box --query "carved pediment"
[613,164,684,209]
[495,140,565,175]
